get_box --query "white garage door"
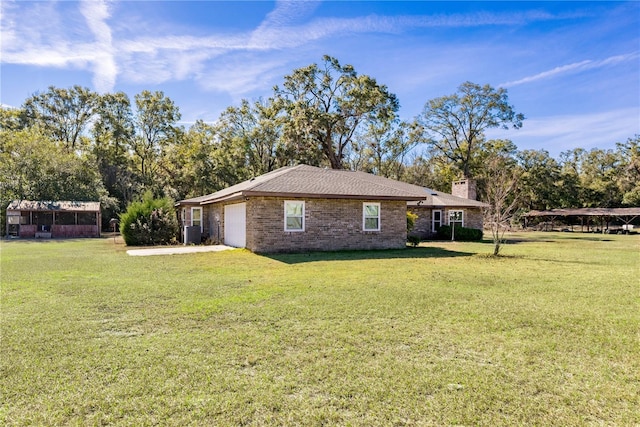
[224,203,246,248]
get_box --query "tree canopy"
[1,57,638,236]
[418,82,524,179]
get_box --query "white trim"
[191,207,203,232]
[363,202,381,231]
[432,209,442,233]
[284,200,305,232]
[449,209,464,227]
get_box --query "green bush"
[120,193,178,246]
[407,211,418,233]
[407,234,421,247]
[436,225,483,241]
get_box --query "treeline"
[1,55,638,233]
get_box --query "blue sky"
[1,1,638,157]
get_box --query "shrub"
[120,193,178,246]
[436,225,483,241]
[407,234,421,247]
[407,211,418,233]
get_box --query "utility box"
[184,226,201,245]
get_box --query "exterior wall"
[463,208,484,231]
[452,179,477,200]
[409,206,484,239]
[219,197,408,253]
[18,224,36,238]
[180,204,213,242]
[408,206,433,239]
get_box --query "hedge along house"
[176,164,428,253]
[407,179,490,240]
[5,200,101,239]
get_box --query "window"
[432,210,442,232]
[191,207,203,231]
[285,201,305,232]
[363,203,380,231]
[449,210,464,228]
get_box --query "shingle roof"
[408,188,490,208]
[178,164,429,205]
[6,200,101,212]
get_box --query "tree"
[22,85,98,151]
[0,127,109,234]
[517,149,562,210]
[275,55,399,169]
[132,90,182,186]
[616,135,640,206]
[579,148,622,207]
[216,98,288,177]
[0,106,25,131]
[164,120,228,199]
[351,120,422,180]
[92,92,139,207]
[483,154,521,256]
[418,82,524,178]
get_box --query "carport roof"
[177,164,429,205]
[525,208,640,217]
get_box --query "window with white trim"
[284,201,305,232]
[432,209,442,232]
[363,203,380,231]
[191,207,203,231]
[449,210,464,228]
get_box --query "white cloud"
[500,52,640,88]
[486,108,640,155]
[0,0,627,103]
[79,0,116,92]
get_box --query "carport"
[523,207,640,233]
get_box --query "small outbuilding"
[6,200,101,239]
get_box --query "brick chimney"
[452,179,477,200]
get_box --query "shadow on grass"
[262,246,474,265]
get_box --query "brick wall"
[236,197,408,253]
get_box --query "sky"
[1,0,638,157]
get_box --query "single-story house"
[408,179,490,240]
[176,164,429,253]
[5,200,101,239]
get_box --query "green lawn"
[1,233,638,426]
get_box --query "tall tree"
[92,92,139,206]
[275,55,399,169]
[22,85,98,151]
[418,82,524,178]
[517,149,562,210]
[132,90,181,187]
[164,120,225,199]
[0,127,109,233]
[216,98,288,177]
[351,120,422,180]
[616,135,640,206]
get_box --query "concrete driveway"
[127,245,234,256]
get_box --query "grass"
[1,233,638,426]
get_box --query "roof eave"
[242,191,425,201]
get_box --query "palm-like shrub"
[120,193,178,246]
